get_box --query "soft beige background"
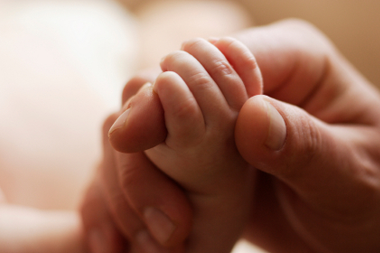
[118,0,380,88]
[239,0,380,89]
[0,0,138,210]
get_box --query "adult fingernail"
[108,109,131,137]
[88,228,108,253]
[144,207,176,245]
[263,99,286,150]
[136,230,169,253]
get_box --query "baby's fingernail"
[108,109,131,137]
[263,99,286,150]
[160,56,167,68]
[136,230,169,253]
[180,39,191,50]
[144,207,176,245]
[88,228,108,253]
[208,37,220,44]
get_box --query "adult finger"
[80,179,127,253]
[98,114,157,252]
[105,113,192,251]
[98,114,179,253]
[234,19,380,125]
[110,84,167,153]
[235,95,380,252]
[115,150,192,249]
[111,68,167,153]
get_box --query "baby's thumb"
[235,95,364,209]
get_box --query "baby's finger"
[212,37,263,97]
[153,71,205,147]
[160,50,229,126]
[181,38,248,110]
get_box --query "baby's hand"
[148,37,262,252]
[109,37,263,252]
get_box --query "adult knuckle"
[282,112,322,178]
[279,18,322,36]
[282,18,336,54]
[118,160,140,190]
[109,192,128,218]
[299,114,322,163]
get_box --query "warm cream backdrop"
[239,0,380,88]
[122,0,380,88]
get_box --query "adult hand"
[80,70,192,253]
[84,19,380,253]
[234,19,380,253]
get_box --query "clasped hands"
[81,20,380,253]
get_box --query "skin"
[83,37,263,253]
[82,19,380,253]
[234,20,380,253]
[141,37,262,253]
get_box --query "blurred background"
[1,0,380,252]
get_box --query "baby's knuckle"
[156,71,177,84]
[210,60,233,76]
[172,98,198,120]
[219,36,236,43]
[162,51,186,66]
[182,38,205,51]
[242,53,259,71]
[219,37,241,49]
[189,72,213,90]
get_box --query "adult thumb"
[235,95,374,213]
